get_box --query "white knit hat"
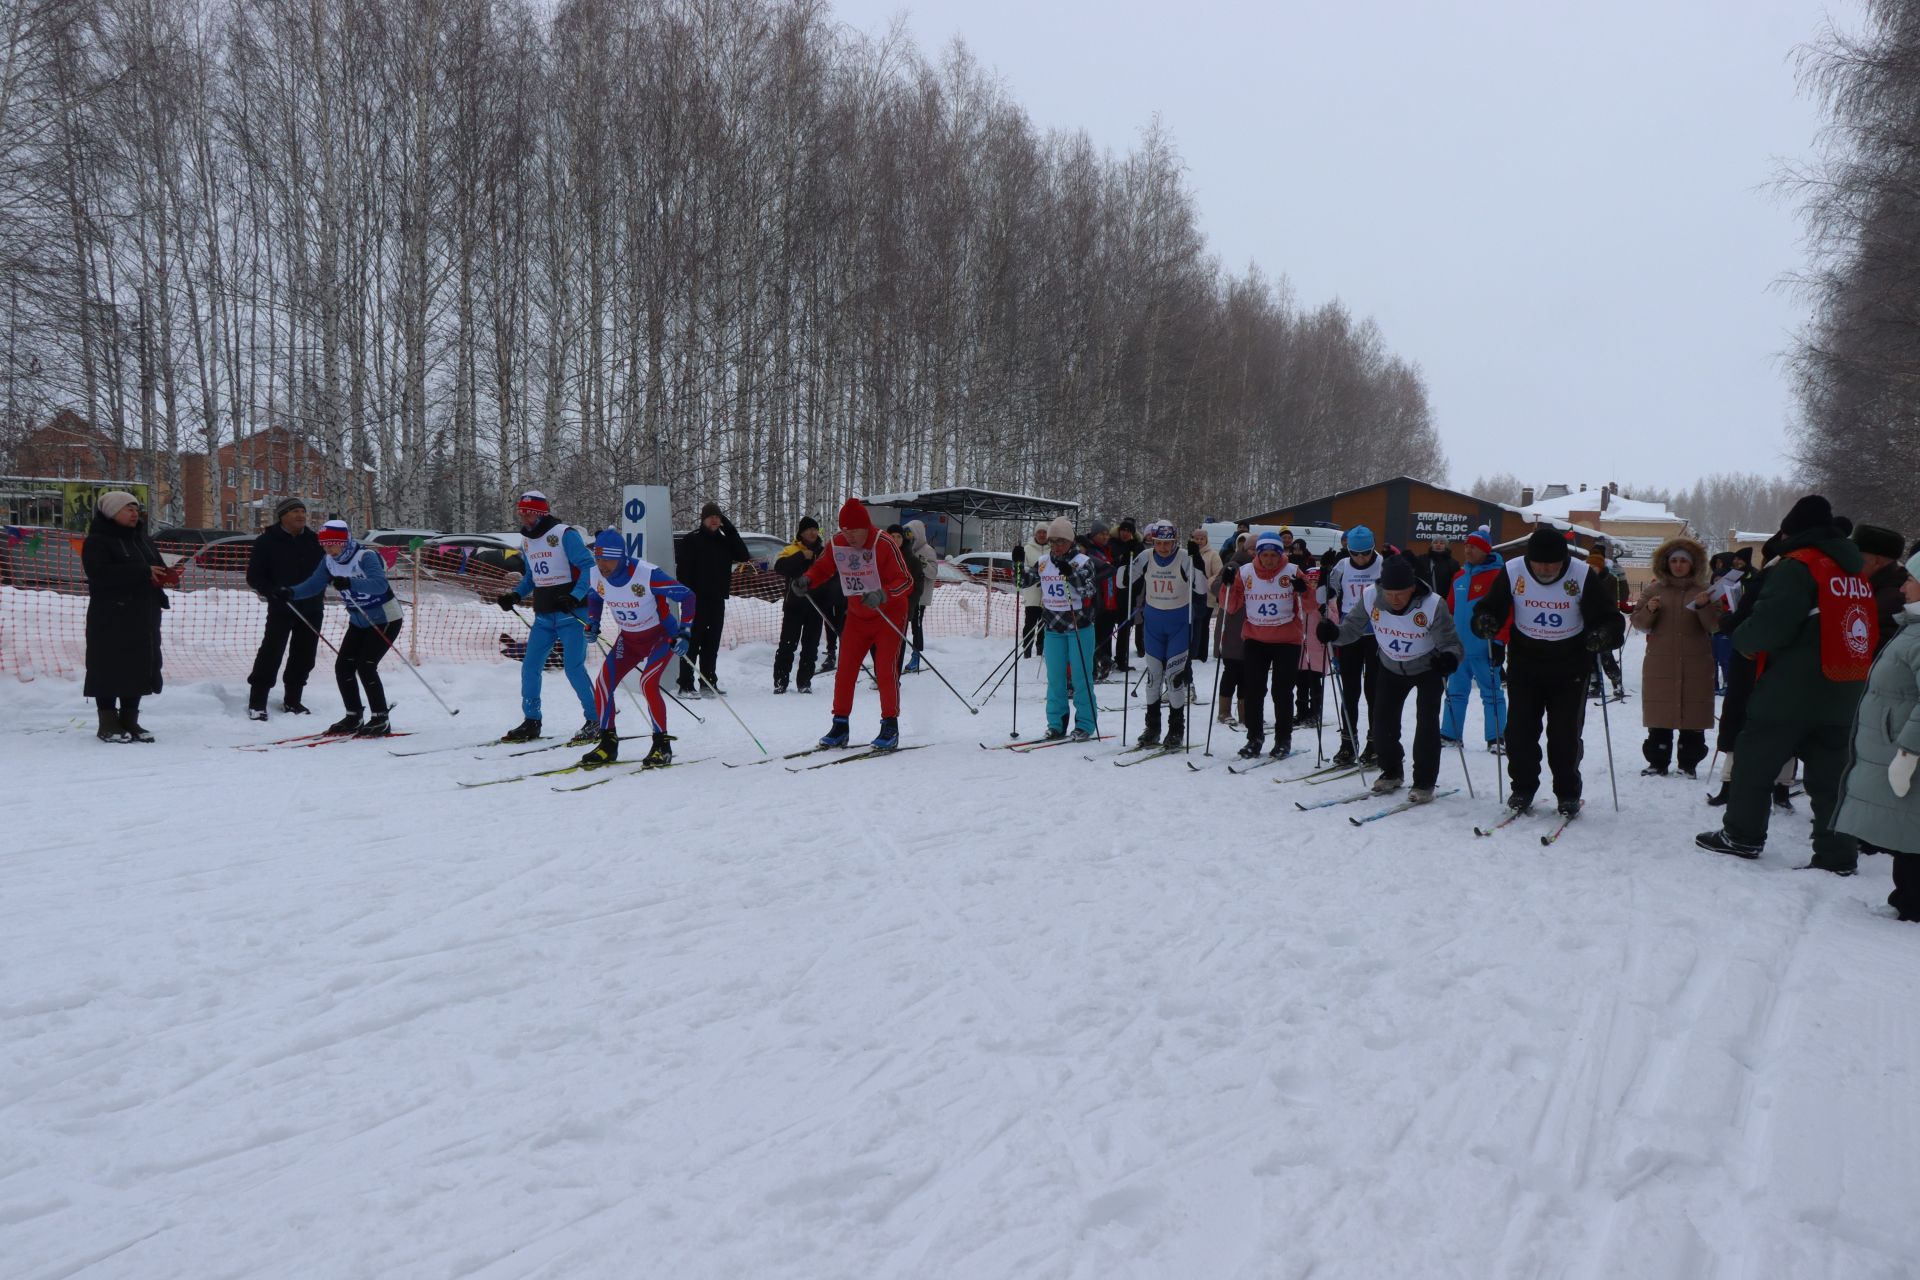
[1047,516,1074,542]
[97,490,139,518]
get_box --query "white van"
[1200,521,1343,561]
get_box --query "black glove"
[1012,544,1025,565]
[272,586,294,602]
[789,576,812,597]
[1432,650,1459,676]
[1315,619,1339,645]
[496,591,520,612]
[1584,629,1609,652]
[1293,576,1309,592]
[1186,540,1200,560]
[1470,612,1500,639]
[330,576,351,591]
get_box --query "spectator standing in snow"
[83,490,171,743]
[1019,525,1050,657]
[902,519,938,674]
[1853,523,1909,658]
[772,517,825,694]
[244,497,324,720]
[1835,549,1920,918]
[674,501,751,697]
[1191,526,1223,663]
[1631,537,1722,778]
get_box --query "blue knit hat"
[1255,531,1285,554]
[1347,525,1376,553]
[591,528,627,559]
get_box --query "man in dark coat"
[673,501,751,696]
[1697,496,1873,873]
[82,491,171,742]
[1854,523,1909,658]
[773,517,825,694]
[1421,536,1460,596]
[245,497,326,719]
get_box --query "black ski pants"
[1505,662,1588,802]
[774,602,822,691]
[1643,727,1708,774]
[1334,636,1380,748]
[336,619,402,714]
[1239,639,1298,750]
[1373,666,1446,788]
[1023,605,1045,657]
[1723,719,1857,870]
[1890,853,1920,922]
[248,598,324,707]
[679,594,725,691]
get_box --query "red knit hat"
[517,489,551,518]
[315,519,350,545]
[1466,527,1492,555]
[838,498,874,532]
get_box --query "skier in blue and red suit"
[579,528,697,769]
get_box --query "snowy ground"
[4,633,1917,1279]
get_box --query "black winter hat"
[1117,517,1137,535]
[1525,526,1570,565]
[700,501,724,522]
[1854,523,1903,559]
[1778,494,1832,536]
[1834,514,1854,537]
[797,516,819,535]
[1379,557,1416,591]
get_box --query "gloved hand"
[1584,630,1609,652]
[1892,750,1917,799]
[495,591,520,612]
[1293,576,1309,592]
[1315,619,1339,645]
[585,623,601,643]
[1011,544,1025,565]
[272,586,295,602]
[330,576,351,591]
[1432,650,1459,676]
[1470,612,1500,639]
[861,589,887,609]
[671,633,691,658]
[788,576,812,597]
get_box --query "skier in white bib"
[1322,525,1385,766]
[1324,556,1464,802]
[1126,519,1204,748]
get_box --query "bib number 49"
[1532,611,1564,629]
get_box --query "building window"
[225,466,235,488]
[271,470,284,493]
[225,501,236,523]
[252,468,264,491]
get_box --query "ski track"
[4,633,1918,1278]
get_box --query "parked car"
[951,550,1014,584]
[175,534,256,588]
[935,561,973,585]
[367,527,445,548]
[421,532,520,581]
[153,526,238,548]
[1201,521,1344,561]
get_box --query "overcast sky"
[831,0,1839,494]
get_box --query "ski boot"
[580,730,620,768]
[1506,789,1535,814]
[642,732,674,768]
[1772,784,1795,812]
[502,718,542,743]
[247,707,269,723]
[1439,735,1462,749]
[820,653,837,674]
[903,653,923,674]
[354,713,392,739]
[1237,732,1265,760]
[324,712,364,736]
[1370,773,1403,795]
[819,716,851,748]
[1268,736,1291,759]
[1136,703,1163,748]
[281,689,311,715]
[1555,796,1582,819]
[1487,737,1504,755]
[870,717,900,751]
[1332,739,1356,768]
[1042,726,1067,742]
[1408,786,1436,805]
[1640,764,1668,777]
[1359,743,1379,767]
[774,677,788,695]
[1162,707,1186,751]
[1069,727,1093,743]
[567,718,599,745]
[1695,829,1760,859]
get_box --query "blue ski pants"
[1441,642,1507,743]
[1044,625,1099,735]
[522,608,598,722]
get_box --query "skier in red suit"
[790,498,915,749]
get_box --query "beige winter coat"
[1631,535,1723,731]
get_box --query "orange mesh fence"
[0,529,1021,682]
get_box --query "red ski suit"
[803,507,915,718]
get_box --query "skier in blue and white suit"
[1127,519,1206,749]
[579,528,697,770]
[494,489,599,745]
[284,519,404,738]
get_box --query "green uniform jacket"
[1731,527,1868,728]
[1835,607,1920,853]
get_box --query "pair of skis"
[238,728,410,751]
[1474,801,1583,846]
[1223,748,1306,776]
[1295,786,1461,823]
[978,734,1114,753]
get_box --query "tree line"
[0,0,1444,538]
[1788,0,1920,542]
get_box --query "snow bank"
[3,632,1916,1277]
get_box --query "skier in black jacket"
[673,501,751,696]
[1471,526,1627,816]
[244,497,326,719]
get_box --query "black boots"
[502,718,542,743]
[642,732,674,767]
[96,700,130,743]
[1137,703,1162,748]
[1162,706,1185,750]
[324,711,364,736]
[581,730,620,768]
[354,713,392,738]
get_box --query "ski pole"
[1487,634,1504,805]
[977,618,1039,711]
[803,591,881,689]
[1594,649,1620,812]
[340,593,460,717]
[1329,647,1369,786]
[282,596,344,659]
[1009,595,1023,739]
[1202,600,1225,756]
[694,669,767,755]
[872,606,977,714]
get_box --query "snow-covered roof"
[1733,530,1773,543]
[1516,491,1684,525]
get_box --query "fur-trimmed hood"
[1650,535,1708,588]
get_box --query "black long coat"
[82,512,168,699]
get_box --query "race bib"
[1367,588,1437,660]
[1241,563,1298,625]
[1508,559,1588,641]
[833,544,882,597]
[1039,557,1079,613]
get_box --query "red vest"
[1759,547,1877,683]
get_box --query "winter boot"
[642,732,675,768]
[95,702,131,744]
[1371,773,1403,795]
[1772,784,1795,812]
[1556,797,1582,819]
[1136,703,1163,748]
[281,688,311,715]
[903,652,923,674]
[248,689,269,722]
[1695,829,1761,860]
[354,713,392,739]
[1359,742,1379,767]
[248,706,270,723]
[1162,706,1186,751]
[819,716,851,748]
[870,717,900,751]
[324,711,364,736]
[120,701,154,743]
[1408,786,1437,805]
[1487,737,1505,755]
[1217,692,1233,725]
[1798,857,1856,878]
[1332,739,1356,768]
[820,653,837,673]
[580,730,620,768]
[1706,782,1731,807]
[502,717,542,743]
[567,718,600,745]
[1237,732,1265,760]
[1507,789,1536,814]
[774,677,788,695]
[1639,764,1669,777]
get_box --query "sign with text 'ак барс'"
[1412,511,1476,542]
